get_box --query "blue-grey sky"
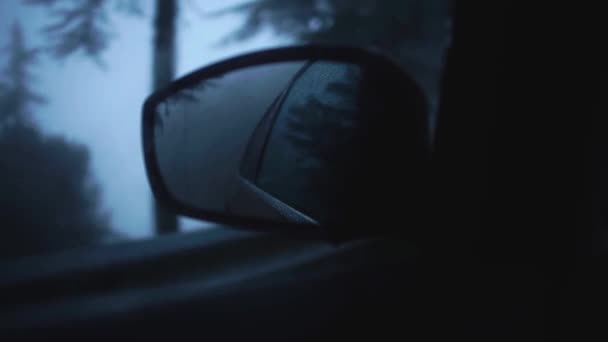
[0,0,291,238]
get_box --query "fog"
[0,0,450,251]
[0,0,290,239]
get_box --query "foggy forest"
[0,0,450,260]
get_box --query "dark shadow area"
[0,21,114,260]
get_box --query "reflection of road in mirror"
[155,61,306,213]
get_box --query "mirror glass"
[152,59,409,226]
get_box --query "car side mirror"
[142,45,430,241]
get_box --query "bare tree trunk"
[152,0,179,234]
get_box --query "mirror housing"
[142,45,430,242]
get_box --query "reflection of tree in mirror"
[169,78,219,105]
[154,78,219,134]
[281,66,362,222]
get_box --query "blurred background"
[0,0,450,259]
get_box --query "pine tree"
[22,0,143,63]
[214,0,450,123]
[258,64,362,222]
[23,0,184,234]
[0,22,45,128]
[0,22,114,258]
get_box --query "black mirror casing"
[142,45,430,242]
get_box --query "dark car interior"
[0,2,603,341]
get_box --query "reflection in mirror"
[154,61,306,213]
[254,62,363,224]
[153,59,401,226]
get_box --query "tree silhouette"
[0,125,113,259]
[214,0,436,48]
[0,22,113,259]
[257,63,362,223]
[0,23,45,128]
[213,0,450,126]
[23,0,144,63]
[259,59,427,227]
[283,70,360,188]
[280,97,359,223]
[22,0,188,234]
